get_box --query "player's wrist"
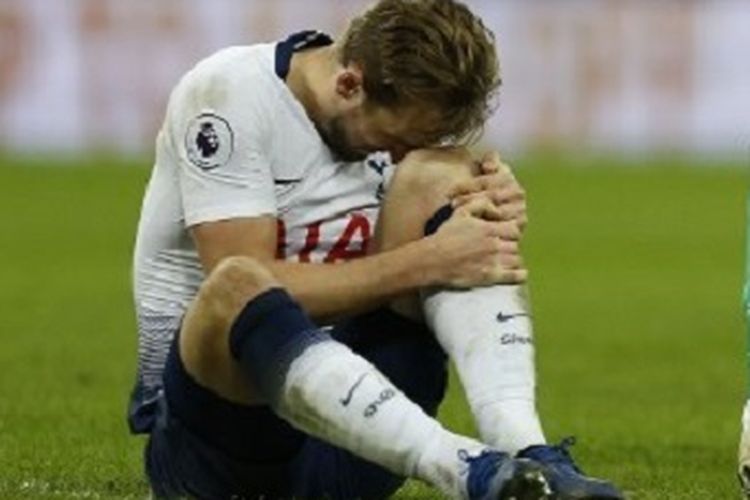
[406,236,444,288]
[374,237,440,292]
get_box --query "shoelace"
[528,436,583,474]
[459,449,506,498]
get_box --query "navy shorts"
[145,307,448,499]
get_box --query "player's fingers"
[498,253,523,269]
[516,214,529,232]
[496,203,525,223]
[479,151,502,174]
[480,162,499,175]
[455,197,503,221]
[453,193,526,222]
[508,268,528,284]
[486,150,503,163]
[484,221,521,241]
[449,173,514,198]
[488,186,526,206]
[448,178,482,198]
[452,192,502,212]
[492,240,522,265]
[495,238,520,254]
[493,267,528,285]
[451,191,491,209]
[496,199,526,220]
[480,153,516,188]
[450,193,472,208]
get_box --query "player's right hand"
[448,151,528,234]
[426,197,527,288]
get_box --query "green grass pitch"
[0,153,745,498]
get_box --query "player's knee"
[201,256,279,320]
[394,147,475,198]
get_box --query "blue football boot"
[516,438,624,500]
[462,448,552,500]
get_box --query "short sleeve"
[167,54,278,227]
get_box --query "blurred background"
[0,0,748,157]
[0,1,748,499]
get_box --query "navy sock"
[228,288,329,404]
[424,204,454,236]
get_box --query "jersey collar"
[275,30,334,81]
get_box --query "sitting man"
[128,0,625,498]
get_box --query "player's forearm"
[266,238,438,319]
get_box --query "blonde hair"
[339,0,501,144]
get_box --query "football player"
[128,1,624,498]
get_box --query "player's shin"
[229,288,488,498]
[423,284,546,454]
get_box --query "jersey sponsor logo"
[276,213,372,263]
[185,113,233,170]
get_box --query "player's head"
[321,0,500,162]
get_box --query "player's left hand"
[448,151,527,233]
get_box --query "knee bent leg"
[393,147,476,197]
[200,256,279,322]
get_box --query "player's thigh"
[179,255,279,405]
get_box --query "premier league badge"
[185,113,234,170]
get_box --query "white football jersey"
[129,32,393,432]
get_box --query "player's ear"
[335,66,365,107]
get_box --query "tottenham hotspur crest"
[185,113,234,170]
